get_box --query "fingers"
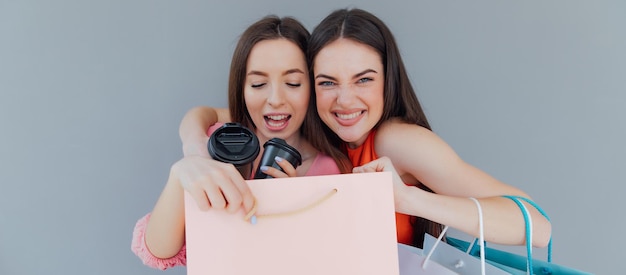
[203,180,227,210]
[353,165,378,173]
[353,157,408,200]
[274,157,297,177]
[220,165,248,213]
[202,164,248,212]
[353,157,394,173]
[175,156,251,213]
[235,182,255,214]
[260,166,288,178]
[259,157,296,178]
[226,167,255,213]
[353,161,383,173]
[186,182,211,211]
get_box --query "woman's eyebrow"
[247,69,305,76]
[283,68,305,76]
[247,70,268,77]
[353,69,377,79]
[315,69,378,81]
[314,74,336,81]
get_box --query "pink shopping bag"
[184,172,399,275]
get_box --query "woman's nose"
[335,86,355,107]
[267,84,285,107]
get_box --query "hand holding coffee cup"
[253,138,302,179]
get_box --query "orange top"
[345,130,414,245]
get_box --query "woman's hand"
[171,155,255,213]
[257,156,298,178]
[352,156,411,210]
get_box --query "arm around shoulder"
[180,106,230,157]
[371,120,552,247]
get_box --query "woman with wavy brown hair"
[308,8,551,248]
[131,15,350,270]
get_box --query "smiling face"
[244,38,310,143]
[313,38,385,147]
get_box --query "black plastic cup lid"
[208,123,260,166]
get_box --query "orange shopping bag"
[184,172,399,275]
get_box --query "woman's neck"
[346,132,371,149]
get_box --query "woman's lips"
[264,114,291,131]
[333,110,364,126]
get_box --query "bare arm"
[180,106,230,157]
[144,107,244,258]
[144,156,255,258]
[355,120,551,247]
[144,168,186,258]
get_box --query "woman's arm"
[143,156,255,259]
[359,120,551,247]
[143,168,187,259]
[137,107,241,261]
[180,106,230,157]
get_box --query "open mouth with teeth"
[335,111,364,120]
[264,114,291,128]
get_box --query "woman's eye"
[357,77,373,84]
[317,81,335,87]
[286,83,301,87]
[251,83,266,88]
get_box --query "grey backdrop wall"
[1,1,623,274]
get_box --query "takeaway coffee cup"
[207,122,260,179]
[253,137,302,179]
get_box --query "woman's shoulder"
[374,118,445,158]
[305,153,341,176]
[375,119,433,143]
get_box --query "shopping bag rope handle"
[243,188,338,224]
[502,195,552,262]
[423,197,487,274]
[503,195,544,275]
[422,225,449,269]
[469,196,552,263]
[469,197,486,275]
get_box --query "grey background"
[1,0,623,274]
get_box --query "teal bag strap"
[502,195,553,274]
[503,196,534,273]
[502,195,552,262]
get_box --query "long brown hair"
[308,8,443,247]
[228,16,351,173]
